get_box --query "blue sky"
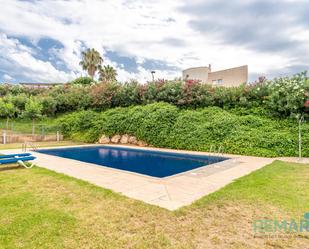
[0,0,308,83]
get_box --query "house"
[182,65,248,87]
[19,82,64,89]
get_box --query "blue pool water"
[37,146,228,178]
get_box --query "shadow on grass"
[0,164,23,172]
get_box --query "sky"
[0,0,308,84]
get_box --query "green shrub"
[10,93,28,114]
[114,81,141,107]
[90,103,179,146]
[1,72,308,118]
[40,96,57,116]
[70,76,94,85]
[49,86,93,113]
[90,82,120,110]
[266,72,309,117]
[57,110,99,142]
[57,103,309,157]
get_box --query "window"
[212,79,223,84]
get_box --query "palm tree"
[99,65,117,82]
[79,48,103,79]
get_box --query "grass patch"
[194,160,309,214]
[0,161,308,248]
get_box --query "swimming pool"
[37,146,229,178]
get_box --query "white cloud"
[3,74,13,81]
[0,0,308,82]
[0,33,76,82]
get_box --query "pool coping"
[1,144,275,210]
[35,144,232,180]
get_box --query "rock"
[99,135,110,144]
[128,136,138,144]
[137,140,148,147]
[111,135,121,143]
[120,134,129,144]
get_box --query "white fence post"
[298,116,303,161]
[2,131,6,145]
[56,131,60,142]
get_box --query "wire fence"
[0,121,62,144]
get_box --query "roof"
[210,65,248,74]
[183,66,210,71]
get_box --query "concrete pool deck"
[1,145,275,210]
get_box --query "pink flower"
[304,100,309,108]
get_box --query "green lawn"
[0,161,308,248]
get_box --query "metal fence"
[0,122,62,144]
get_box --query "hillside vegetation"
[58,103,309,157]
[1,72,308,157]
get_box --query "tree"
[0,99,16,129]
[23,98,43,134]
[11,93,28,114]
[70,76,94,85]
[40,96,57,116]
[79,48,103,79]
[99,65,117,82]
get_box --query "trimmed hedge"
[57,103,309,157]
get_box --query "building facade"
[182,65,248,87]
